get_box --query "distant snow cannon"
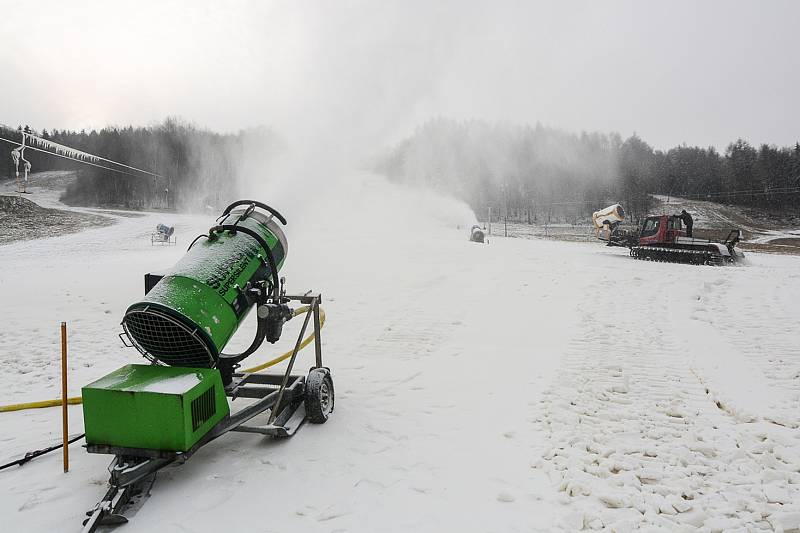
[151,223,177,245]
[592,204,625,240]
[469,224,486,243]
[156,223,175,237]
[82,200,334,530]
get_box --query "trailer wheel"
[305,369,334,423]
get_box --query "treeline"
[4,116,799,218]
[376,119,800,224]
[1,119,280,210]
[649,140,800,210]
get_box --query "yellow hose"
[0,305,326,413]
[0,397,83,413]
[242,305,326,373]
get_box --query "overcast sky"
[1,0,798,151]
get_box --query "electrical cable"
[0,433,85,471]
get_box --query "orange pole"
[61,322,69,473]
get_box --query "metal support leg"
[267,297,316,425]
[313,299,323,368]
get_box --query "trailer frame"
[81,293,329,532]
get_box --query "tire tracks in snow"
[685,274,800,429]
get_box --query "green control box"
[82,364,230,452]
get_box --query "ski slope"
[1,175,799,532]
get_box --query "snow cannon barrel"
[156,223,175,237]
[592,204,625,230]
[122,201,288,368]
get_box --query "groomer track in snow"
[537,265,800,531]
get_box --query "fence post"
[61,322,69,473]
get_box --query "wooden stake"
[61,322,69,473]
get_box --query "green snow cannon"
[122,200,293,381]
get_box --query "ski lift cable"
[25,131,166,179]
[0,127,165,180]
[0,136,159,180]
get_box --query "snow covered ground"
[1,175,800,532]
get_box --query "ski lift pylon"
[10,133,29,193]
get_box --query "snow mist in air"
[228,3,479,237]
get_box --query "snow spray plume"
[179,123,284,213]
[229,3,625,229]
[230,2,479,235]
[376,119,623,225]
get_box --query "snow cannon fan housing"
[592,204,625,230]
[122,201,289,370]
[156,223,175,237]
[469,225,485,243]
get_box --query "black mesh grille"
[123,308,214,367]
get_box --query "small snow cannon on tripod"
[80,200,333,531]
[150,223,176,245]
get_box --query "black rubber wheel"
[305,368,334,423]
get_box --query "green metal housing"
[82,364,230,452]
[122,210,288,367]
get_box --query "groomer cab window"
[668,216,682,230]
[640,216,661,237]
